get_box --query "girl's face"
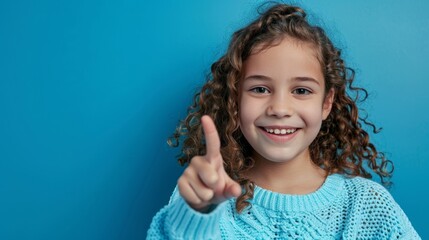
[239,38,334,164]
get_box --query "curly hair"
[168,3,393,213]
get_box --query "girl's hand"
[177,115,242,213]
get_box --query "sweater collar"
[251,174,344,212]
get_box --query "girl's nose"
[266,93,293,118]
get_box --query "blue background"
[1,0,428,239]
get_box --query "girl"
[147,3,420,239]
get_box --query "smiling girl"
[147,3,420,239]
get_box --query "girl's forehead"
[239,37,326,90]
[250,37,320,56]
[247,37,323,67]
[245,39,322,71]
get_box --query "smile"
[264,127,297,135]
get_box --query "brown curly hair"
[168,3,393,213]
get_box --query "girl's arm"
[146,192,229,239]
[146,116,240,239]
[344,178,421,239]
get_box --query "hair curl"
[168,3,393,213]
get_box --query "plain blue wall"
[1,0,428,239]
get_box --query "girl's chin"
[251,147,311,164]
[253,152,300,164]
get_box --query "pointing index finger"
[201,115,221,161]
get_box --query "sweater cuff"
[166,197,227,239]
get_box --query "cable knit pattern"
[147,174,420,239]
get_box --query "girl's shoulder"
[337,174,408,222]
[334,173,397,207]
[336,174,420,238]
[338,173,392,199]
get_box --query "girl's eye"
[292,88,312,95]
[250,87,270,94]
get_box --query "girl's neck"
[246,149,327,195]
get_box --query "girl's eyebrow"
[292,77,321,85]
[244,75,320,85]
[243,74,272,81]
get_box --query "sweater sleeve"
[388,196,421,240]
[146,188,228,240]
[348,179,421,239]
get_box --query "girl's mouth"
[262,127,299,135]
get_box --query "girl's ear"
[322,88,335,120]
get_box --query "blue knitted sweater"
[147,174,420,239]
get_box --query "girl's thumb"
[224,180,242,199]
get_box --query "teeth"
[265,128,297,135]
